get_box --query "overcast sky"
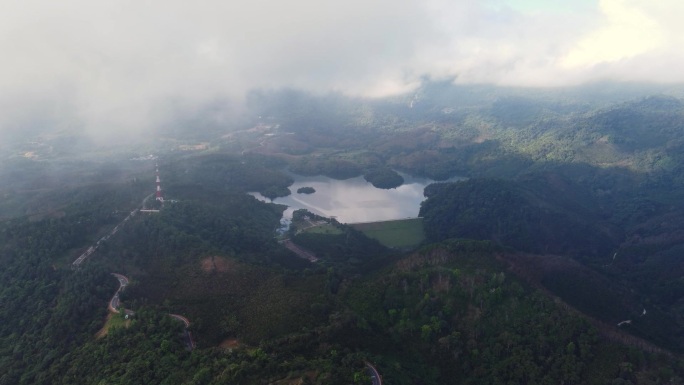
[2,0,684,141]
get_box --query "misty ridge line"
[2,0,684,143]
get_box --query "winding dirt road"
[365,361,382,385]
[108,273,133,315]
[106,273,195,350]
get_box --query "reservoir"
[250,173,463,225]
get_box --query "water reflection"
[249,173,464,225]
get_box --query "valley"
[2,83,684,384]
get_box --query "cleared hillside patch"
[302,222,343,235]
[351,217,424,249]
[96,313,131,339]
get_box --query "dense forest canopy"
[3,82,684,383]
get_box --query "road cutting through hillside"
[107,273,195,350]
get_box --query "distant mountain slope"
[420,178,618,257]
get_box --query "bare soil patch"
[200,256,234,273]
[219,338,241,349]
[95,314,113,339]
[95,313,131,339]
[269,371,318,385]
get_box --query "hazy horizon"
[3,0,684,143]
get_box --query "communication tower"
[155,163,164,202]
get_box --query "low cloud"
[1,0,683,142]
[561,0,665,68]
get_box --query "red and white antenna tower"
[155,163,164,202]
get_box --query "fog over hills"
[5,1,684,384]
[3,0,684,144]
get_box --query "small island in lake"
[297,186,316,194]
[363,167,404,189]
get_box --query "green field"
[96,312,130,338]
[350,218,424,249]
[302,222,344,235]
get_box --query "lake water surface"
[250,173,463,225]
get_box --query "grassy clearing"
[96,313,131,338]
[302,223,344,235]
[351,218,424,249]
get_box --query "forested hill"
[420,178,618,257]
[3,82,684,383]
[239,84,684,183]
[3,212,683,384]
[240,84,684,360]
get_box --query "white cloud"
[0,0,683,142]
[562,0,665,68]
